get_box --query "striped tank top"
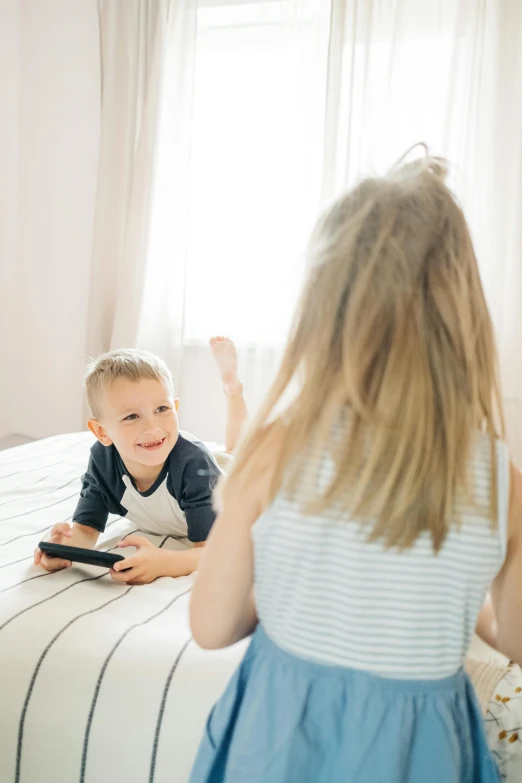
[252,433,509,679]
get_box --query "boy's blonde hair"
[225,154,505,552]
[85,349,174,419]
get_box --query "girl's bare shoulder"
[223,420,287,512]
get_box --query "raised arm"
[190,426,281,649]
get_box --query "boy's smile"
[88,377,180,485]
[137,438,166,451]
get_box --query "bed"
[0,432,246,783]
[1,433,520,783]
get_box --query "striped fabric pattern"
[0,433,246,783]
[253,433,510,679]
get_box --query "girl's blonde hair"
[226,153,504,551]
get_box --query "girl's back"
[253,432,509,679]
[189,153,522,783]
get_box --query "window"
[183,1,330,343]
[146,0,485,352]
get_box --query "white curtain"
[134,0,198,385]
[320,0,522,462]
[486,1,522,465]
[86,0,196,362]
[134,0,521,458]
[137,0,332,440]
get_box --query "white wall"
[0,0,229,445]
[0,0,100,440]
[0,0,20,439]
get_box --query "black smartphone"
[38,541,127,569]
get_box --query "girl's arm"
[189,480,260,649]
[190,431,280,650]
[475,594,498,650]
[490,462,522,665]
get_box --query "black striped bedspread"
[0,432,247,783]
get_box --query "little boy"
[34,338,247,585]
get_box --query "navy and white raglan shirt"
[72,433,222,542]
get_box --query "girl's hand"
[110,535,169,585]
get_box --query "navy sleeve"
[72,444,126,532]
[178,452,221,543]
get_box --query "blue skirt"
[189,625,500,783]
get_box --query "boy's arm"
[67,522,101,548]
[34,521,100,571]
[160,542,205,577]
[178,451,222,545]
[110,537,204,584]
[35,447,112,571]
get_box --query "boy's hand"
[34,522,100,572]
[34,522,73,571]
[110,535,170,585]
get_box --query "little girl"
[193,157,522,782]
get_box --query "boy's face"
[88,377,179,472]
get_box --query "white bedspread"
[0,432,246,783]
